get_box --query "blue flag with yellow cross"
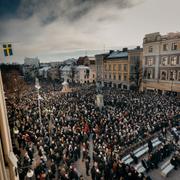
[3,44,13,56]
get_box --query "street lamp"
[35,78,42,124]
[170,78,174,96]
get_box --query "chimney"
[136,46,140,50]
[122,47,128,52]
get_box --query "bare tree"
[69,66,76,83]
[1,69,27,101]
[135,61,142,90]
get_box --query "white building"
[75,65,96,84]
[38,67,50,79]
[60,65,74,82]
[24,57,40,67]
[23,57,40,80]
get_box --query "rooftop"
[107,51,128,59]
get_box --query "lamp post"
[35,78,41,124]
[170,78,174,96]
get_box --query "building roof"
[76,65,89,70]
[39,67,50,71]
[24,57,40,66]
[60,65,72,71]
[107,51,128,59]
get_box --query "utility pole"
[35,78,42,124]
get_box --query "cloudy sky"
[0,0,180,63]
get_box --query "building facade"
[95,47,142,90]
[142,32,180,95]
[0,71,19,180]
[23,57,40,80]
[103,50,129,89]
[95,53,107,87]
[74,65,96,84]
[128,47,143,90]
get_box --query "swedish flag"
[3,44,13,56]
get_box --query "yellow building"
[103,49,129,89]
[98,47,143,90]
[142,32,180,96]
[0,71,19,180]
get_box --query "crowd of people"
[5,81,180,180]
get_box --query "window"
[161,57,168,66]
[171,43,177,50]
[148,46,153,53]
[178,71,180,81]
[109,64,111,71]
[113,74,116,80]
[118,64,121,71]
[170,56,177,65]
[130,65,135,73]
[124,64,127,72]
[160,71,167,80]
[119,74,121,80]
[109,74,111,79]
[147,58,153,66]
[113,64,116,71]
[163,44,168,51]
[147,68,153,79]
[169,70,177,80]
[104,64,107,71]
[124,75,127,81]
[104,74,107,79]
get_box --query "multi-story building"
[95,47,143,90]
[103,49,129,89]
[76,56,96,84]
[142,32,180,95]
[59,65,74,82]
[74,65,96,84]
[95,53,108,87]
[0,71,19,180]
[128,47,143,89]
[23,57,40,80]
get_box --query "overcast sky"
[0,0,180,63]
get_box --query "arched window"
[160,71,167,80]
[169,70,177,80]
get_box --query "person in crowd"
[5,81,179,180]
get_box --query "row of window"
[161,56,178,66]
[148,42,178,53]
[104,74,127,81]
[104,64,128,72]
[160,70,180,81]
[146,56,179,66]
[144,68,180,81]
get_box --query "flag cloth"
[3,44,13,56]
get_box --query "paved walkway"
[74,134,93,180]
